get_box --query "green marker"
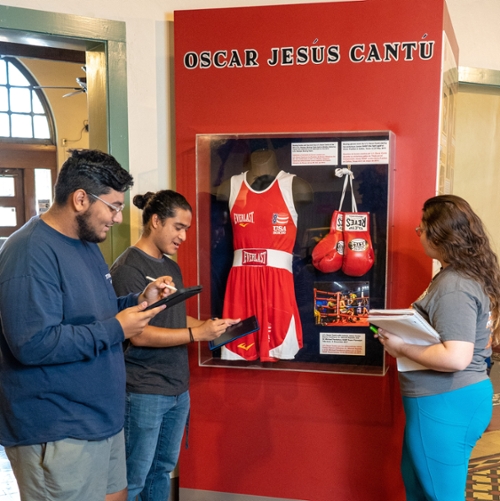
[370,325,386,339]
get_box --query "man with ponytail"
[110,189,238,501]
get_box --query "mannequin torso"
[216,149,313,203]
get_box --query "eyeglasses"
[415,226,424,237]
[88,193,125,214]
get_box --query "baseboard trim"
[179,488,308,501]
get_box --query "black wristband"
[188,327,195,343]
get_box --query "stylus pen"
[145,276,177,292]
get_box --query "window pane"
[35,169,53,214]
[0,87,7,112]
[32,92,44,114]
[0,60,6,85]
[0,207,17,227]
[0,59,54,143]
[0,113,9,137]
[10,87,31,113]
[8,63,30,86]
[0,176,15,196]
[33,115,50,139]
[11,114,32,138]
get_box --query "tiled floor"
[465,355,500,501]
[467,443,500,501]
[0,446,19,501]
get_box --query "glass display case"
[196,131,394,375]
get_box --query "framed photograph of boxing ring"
[195,131,394,375]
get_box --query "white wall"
[1,0,498,239]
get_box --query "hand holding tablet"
[208,316,259,350]
[143,283,258,350]
[145,285,203,310]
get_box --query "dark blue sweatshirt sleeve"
[118,292,140,311]
[0,274,125,365]
[0,222,139,366]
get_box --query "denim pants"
[124,391,190,501]
[401,379,492,501]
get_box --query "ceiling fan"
[34,66,87,97]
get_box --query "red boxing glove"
[342,212,375,277]
[312,211,344,273]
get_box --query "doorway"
[0,5,131,263]
[453,67,500,500]
[453,68,500,253]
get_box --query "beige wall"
[446,0,500,71]
[20,58,89,169]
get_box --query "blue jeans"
[401,379,492,501]
[124,391,190,501]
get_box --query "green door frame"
[0,5,130,263]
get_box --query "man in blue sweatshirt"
[0,150,171,501]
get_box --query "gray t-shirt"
[110,247,189,396]
[399,266,491,397]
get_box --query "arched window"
[0,57,55,143]
[0,56,57,248]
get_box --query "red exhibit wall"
[174,1,458,500]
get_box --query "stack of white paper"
[368,309,441,371]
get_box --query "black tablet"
[145,285,203,310]
[208,315,260,350]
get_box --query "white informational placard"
[38,199,50,214]
[320,332,366,356]
[291,142,338,166]
[341,140,389,165]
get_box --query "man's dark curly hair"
[54,149,134,205]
